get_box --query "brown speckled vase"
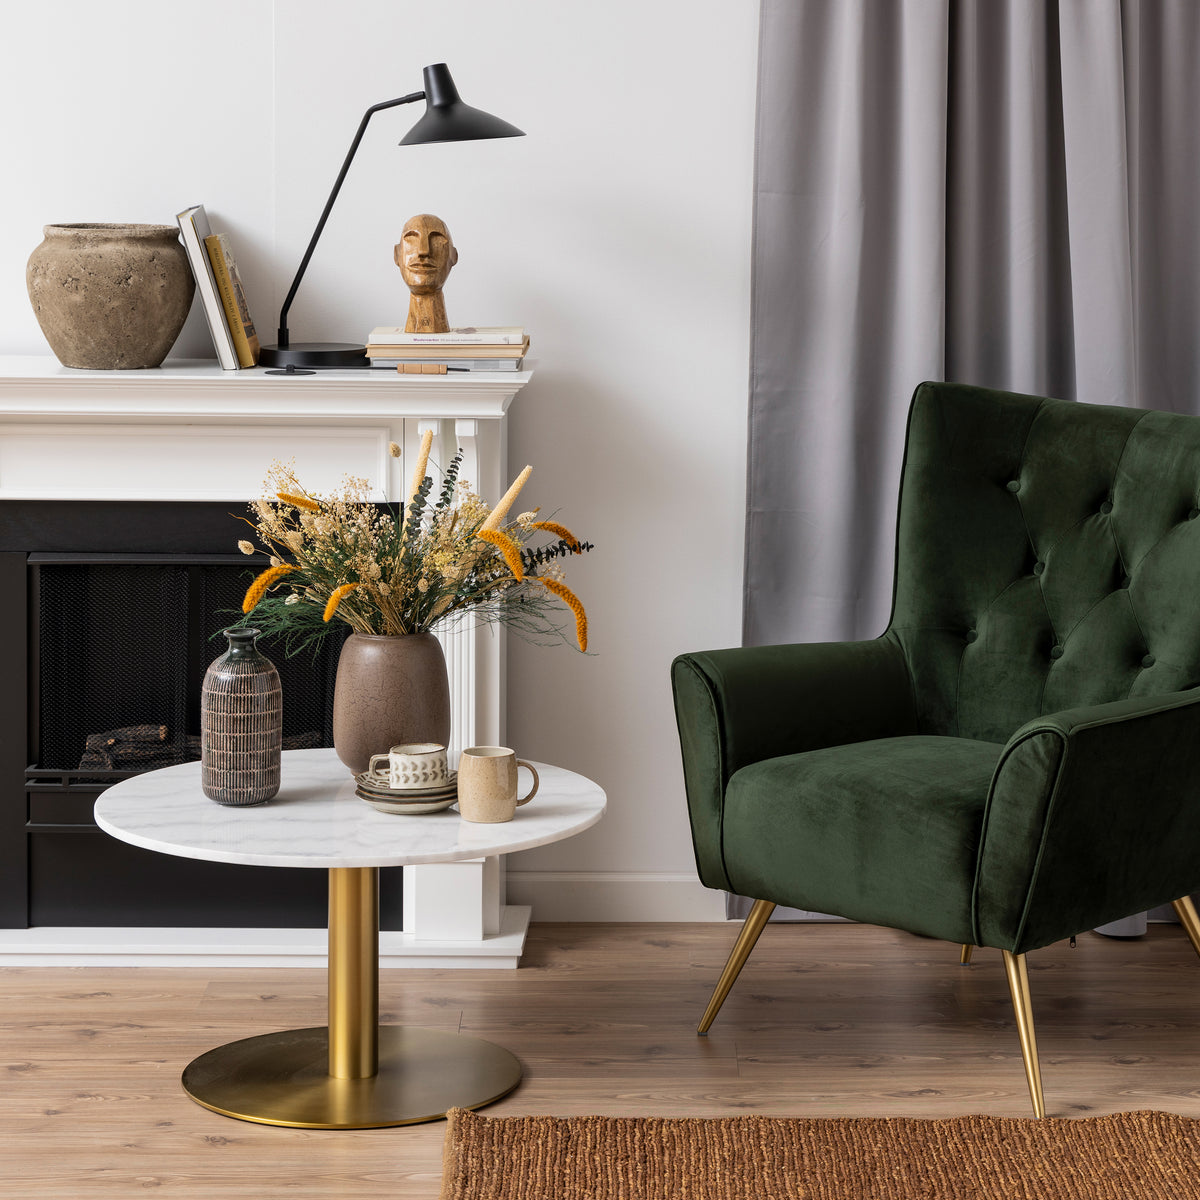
[201,628,282,806]
[332,633,451,774]
[26,223,194,369]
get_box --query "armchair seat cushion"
[722,735,1005,944]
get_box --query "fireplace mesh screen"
[34,561,346,775]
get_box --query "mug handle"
[516,761,540,805]
[367,753,390,778]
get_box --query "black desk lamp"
[259,63,524,372]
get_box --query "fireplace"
[0,357,529,966]
[1,499,403,929]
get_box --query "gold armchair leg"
[697,898,776,1035]
[1002,950,1045,1118]
[1171,896,1200,960]
[960,944,973,965]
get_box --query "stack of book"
[365,327,529,372]
[176,205,260,369]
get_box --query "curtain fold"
[740,0,1200,930]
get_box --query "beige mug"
[456,746,539,823]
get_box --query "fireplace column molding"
[0,356,531,969]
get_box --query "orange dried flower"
[323,582,359,622]
[538,577,588,653]
[276,491,321,512]
[532,520,582,552]
[475,528,525,581]
[242,563,298,613]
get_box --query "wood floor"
[3,921,1200,1198]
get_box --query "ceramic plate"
[354,770,458,799]
[356,789,457,815]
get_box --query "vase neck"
[224,627,262,658]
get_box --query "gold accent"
[328,867,379,1079]
[181,1026,521,1129]
[1002,950,1045,1119]
[1171,896,1200,960]
[960,944,974,965]
[697,899,776,1035]
[180,865,522,1127]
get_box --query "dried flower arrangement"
[237,431,592,653]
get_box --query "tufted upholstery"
[894,383,1200,743]
[672,381,1200,958]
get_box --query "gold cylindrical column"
[328,866,379,1079]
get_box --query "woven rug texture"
[439,1108,1200,1199]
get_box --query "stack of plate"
[355,769,459,815]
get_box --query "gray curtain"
[737,0,1200,929]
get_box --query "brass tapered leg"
[960,944,974,965]
[1002,950,1045,1118]
[697,899,776,1034]
[1171,896,1200,960]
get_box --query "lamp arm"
[276,91,426,348]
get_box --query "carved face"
[394,214,458,295]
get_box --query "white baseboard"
[0,906,531,969]
[505,871,727,922]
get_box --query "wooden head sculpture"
[394,213,459,333]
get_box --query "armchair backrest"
[890,382,1200,743]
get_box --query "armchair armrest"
[671,636,917,892]
[975,688,1200,955]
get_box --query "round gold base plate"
[182,1026,522,1129]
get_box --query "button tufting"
[1006,480,1021,493]
[1100,500,1114,515]
[1189,508,1200,521]
[1142,654,1155,668]
[1119,575,1131,589]
[965,630,978,644]
[1049,645,1064,660]
[1032,561,1045,576]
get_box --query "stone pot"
[332,632,452,774]
[26,223,195,369]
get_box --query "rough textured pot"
[26,223,195,369]
[332,632,451,774]
[201,628,282,806]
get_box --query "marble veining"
[95,748,606,868]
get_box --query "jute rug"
[439,1108,1200,1199]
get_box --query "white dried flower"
[237,539,255,555]
[284,594,300,605]
[389,442,402,458]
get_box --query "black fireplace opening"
[1,501,402,930]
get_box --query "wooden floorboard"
[2,922,1200,1197]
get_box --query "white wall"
[0,0,761,921]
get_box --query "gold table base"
[181,867,521,1128]
[182,1025,522,1129]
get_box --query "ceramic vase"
[332,632,451,774]
[26,223,195,369]
[201,628,282,806]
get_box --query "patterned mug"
[367,742,449,790]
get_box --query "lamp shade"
[400,63,525,145]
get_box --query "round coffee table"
[94,747,605,1129]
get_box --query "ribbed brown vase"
[332,633,451,774]
[201,628,282,806]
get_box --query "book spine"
[367,357,522,371]
[205,235,255,368]
[176,209,238,369]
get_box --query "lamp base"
[259,342,370,369]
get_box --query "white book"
[368,356,522,371]
[176,205,239,370]
[366,325,526,346]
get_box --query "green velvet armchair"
[672,381,1200,1117]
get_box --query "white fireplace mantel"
[0,354,534,968]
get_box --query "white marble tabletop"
[94,748,605,869]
